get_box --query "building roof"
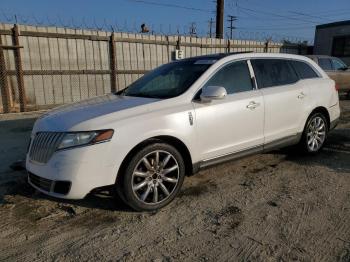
[316,20,350,30]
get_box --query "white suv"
[26,53,340,211]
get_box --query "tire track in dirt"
[315,216,350,262]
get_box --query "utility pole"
[216,0,224,39]
[189,22,197,37]
[208,18,215,38]
[227,15,237,39]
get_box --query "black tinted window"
[205,61,253,94]
[318,58,333,70]
[290,60,319,79]
[251,59,298,88]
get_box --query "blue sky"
[1,0,350,44]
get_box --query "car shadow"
[2,171,135,213]
[278,128,350,173]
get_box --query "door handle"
[246,101,260,110]
[298,92,306,99]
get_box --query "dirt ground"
[0,100,349,262]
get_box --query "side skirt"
[191,133,302,174]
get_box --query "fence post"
[12,24,26,112]
[298,44,302,55]
[166,35,170,62]
[0,36,11,113]
[109,32,117,92]
[176,35,181,50]
[264,40,269,53]
[227,39,231,53]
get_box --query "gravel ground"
[0,100,349,262]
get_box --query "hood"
[33,94,159,132]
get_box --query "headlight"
[57,129,114,150]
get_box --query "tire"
[117,142,185,211]
[300,112,328,154]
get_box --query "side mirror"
[200,86,227,102]
[340,66,349,71]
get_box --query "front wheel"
[300,113,328,154]
[117,142,185,211]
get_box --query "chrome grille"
[29,132,64,164]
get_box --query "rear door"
[251,59,305,144]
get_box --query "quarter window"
[290,60,319,79]
[331,58,347,70]
[204,61,253,94]
[318,58,333,71]
[251,59,299,88]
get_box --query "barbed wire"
[0,10,312,44]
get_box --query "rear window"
[251,59,299,88]
[290,60,319,79]
[318,58,333,71]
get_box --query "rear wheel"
[300,113,328,154]
[117,143,185,211]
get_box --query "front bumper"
[26,142,118,199]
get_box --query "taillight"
[335,83,339,91]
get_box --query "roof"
[182,52,310,62]
[306,55,333,59]
[181,51,253,61]
[316,20,350,30]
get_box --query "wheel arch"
[116,135,194,184]
[308,106,330,130]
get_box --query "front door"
[193,60,264,161]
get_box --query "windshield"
[121,59,213,99]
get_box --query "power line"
[126,0,212,13]
[236,26,316,31]
[289,11,332,22]
[237,5,320,24]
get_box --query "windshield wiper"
[124,93,162,99]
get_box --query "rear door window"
[251,59,299,88]
[318,58,333,71]
[290,60,319,79]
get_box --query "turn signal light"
[93,129,114,143]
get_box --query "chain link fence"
[0,23,308,117]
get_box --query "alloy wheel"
[131,150,179,205]
[306,116,326,152]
